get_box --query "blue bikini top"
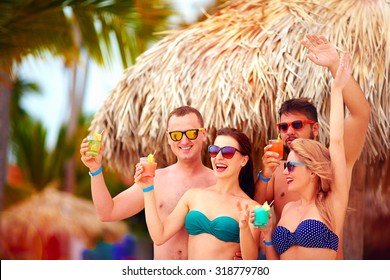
[184,210,240,243]
[272,219,339,255]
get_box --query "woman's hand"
[331,52,351,92]
[236,201,250,229]
[134,162,154,191]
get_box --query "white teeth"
[181,147,191,150]
[287,178,293,183]
[216,164,227,168]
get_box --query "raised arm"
[302,34,371,168]
[237,201,261,260]
[80,138,144,221]
[328,52,350,207]
[134,162,188,245]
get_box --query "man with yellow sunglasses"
[81,106,218,260]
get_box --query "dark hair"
[216,127,255,199]
[167,106,204,127]
[279,98,318,122]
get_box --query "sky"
[17,0,214,149]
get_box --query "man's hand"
[301,34,340,70]
[262,144,281,178]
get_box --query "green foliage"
[0,0,176,69]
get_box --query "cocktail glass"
[140,154,157,177]
[269,139,284,159]
[86,133,101,157]
[254,202,271,228]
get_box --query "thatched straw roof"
[0,187,128,250]
[90,0,390,176]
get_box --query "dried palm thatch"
[90,0,390,176]
[0,187,129,252]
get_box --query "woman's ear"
[241,155,249,167]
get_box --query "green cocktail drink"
[86,132,102,157]
[254,201,271,228]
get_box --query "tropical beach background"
[1,0,389,260]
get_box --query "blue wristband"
[143,185,154,193]
[263,239,273,246]
[258,170,271,182]
[89,166,103,177]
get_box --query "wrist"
[89,166,103,177]
[143,185,154,193]
[258,170,271,182]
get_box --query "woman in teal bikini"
[259,52,353,260]
[134,127,261,260]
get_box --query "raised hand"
[332,52,352,92]
[80,138,103,172]
[236,201,250,229]
[261,144,281,178]
[301,34,339,69]
[134,162,154,191]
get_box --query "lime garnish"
[93,132,102,141]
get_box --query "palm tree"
[0,0,175,211]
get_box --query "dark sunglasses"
[284,161,305,172]
[208,145,242,159]
[276,120,315,132]
[168,128,204,142]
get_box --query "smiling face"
[211,135,248,179]
[283,150,311,193]
[167,112,206,162]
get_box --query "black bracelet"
[258,170,271,182]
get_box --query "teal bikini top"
[184,210,240,243]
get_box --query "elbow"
[99,216,112,223]
[154,240,164,246]
[98,213,114,223]
[362,102,372,120]
[152,236,165,246]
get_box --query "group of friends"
[80,34,371,260]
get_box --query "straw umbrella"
[89,0,390,258]
[90,0,389,173]
[0,187,128,259]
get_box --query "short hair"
[216,127,255,199]
[167,106,204,127]
[279,98,318,122]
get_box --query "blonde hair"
[290,138,335,229]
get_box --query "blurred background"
[1,0,389,260]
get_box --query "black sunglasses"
[208,145,242,159]
[284,161,305,172]
[276,120,315,132]
[168,128,204,142]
